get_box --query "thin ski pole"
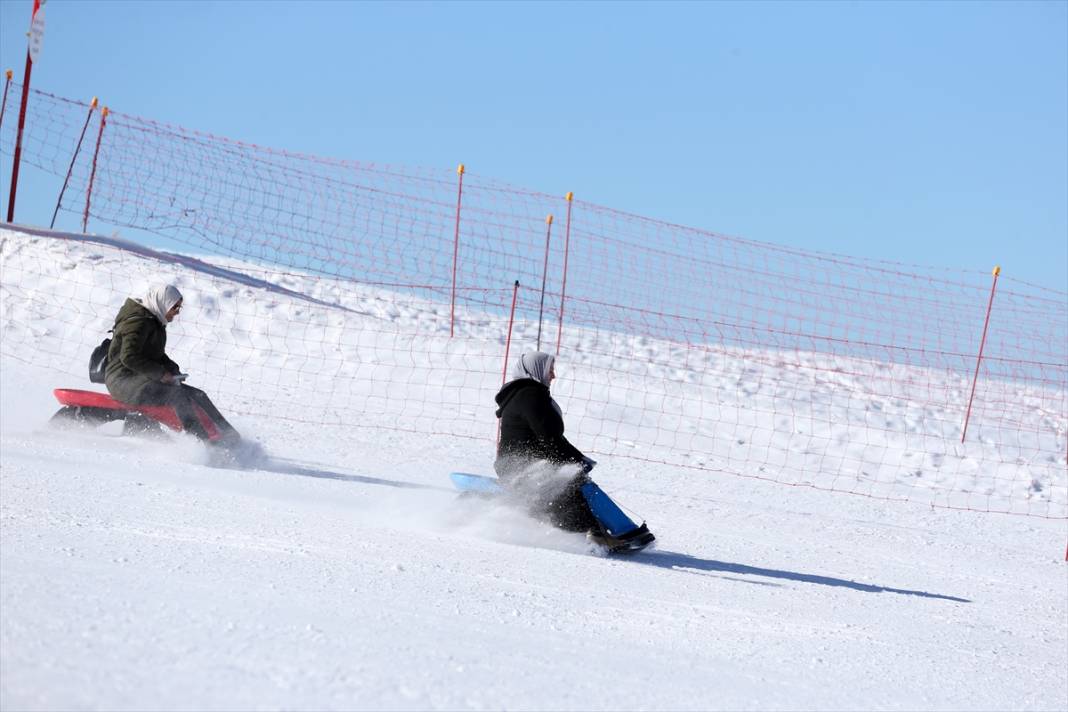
[52,97,97,229]
[555,192,573,355]
[449,163,465,338]
[82,106,109,233]
[498,280,520,446]
[536,214,552,350]
[0,69,13,138]
[961,266,1000,443]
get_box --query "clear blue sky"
[2,0,1066,290]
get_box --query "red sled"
[51,388,221,441]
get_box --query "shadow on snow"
[258,456,453,493]
[634,550,971,603]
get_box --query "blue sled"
[448,471,654,552]
[449,472,504,495]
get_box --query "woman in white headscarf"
[494,351,597,532]
[104,284,238,445]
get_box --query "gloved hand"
[581,456,597,474]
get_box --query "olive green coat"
[104,298,180,404]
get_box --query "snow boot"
[589,522,656,554]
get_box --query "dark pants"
[495,457,599,533]
[137,382,238,442]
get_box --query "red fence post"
[536,214,553,350]
[498,280,521,445]
[51,96,97,229]
[0,70,13,138]
[555,191,573,355]
[449,163,465,338]
[6,0,43,223]
[961,266,1001,443]
[82,106,109,234]
[7,59,32,222]
[7,84,30,218]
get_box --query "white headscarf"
[511,351,555,387]
[511,351,562,416]
[139,284,183,325]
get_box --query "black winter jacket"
[494,378,585,473]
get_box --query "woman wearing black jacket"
[494,351,598,532]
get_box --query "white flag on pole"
[28,0,46,64]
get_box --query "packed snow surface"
[1,227,1066,711]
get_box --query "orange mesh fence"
[1,83,1065,518]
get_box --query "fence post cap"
[992,265,1001,276]
[565,191,573,201]
[457,163,465,175]
[90,96,98,109]
[4,69,11,80]
[546,214,553,224]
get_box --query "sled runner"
[50,388,222,441]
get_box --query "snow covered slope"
[1,227,1066,710]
